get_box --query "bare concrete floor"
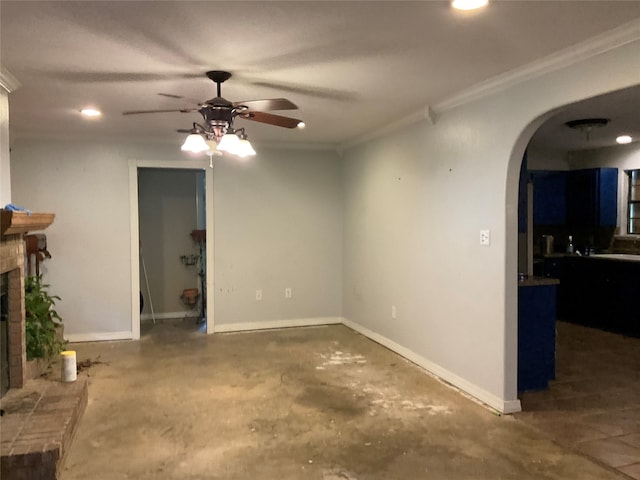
[62,320,627,480]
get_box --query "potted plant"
[24,275,66,376]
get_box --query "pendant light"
[181,133,210,153]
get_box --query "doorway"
[128,159,214,339]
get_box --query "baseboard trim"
[342,318,521,415]
[66,331,133,343]
[64,316,520,413]
[214,316,342,333]
[140,311,199,322]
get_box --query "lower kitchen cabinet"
[518,279,558,392]
[560,256,640,337]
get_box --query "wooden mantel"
[1,210,55,236]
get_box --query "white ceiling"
[2,1,640,150]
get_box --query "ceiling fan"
[123,70,305,156]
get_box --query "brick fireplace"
[1,234,27,392]
[1,211,55,394]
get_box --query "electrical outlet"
[391,305,397,319]
[480,229,491,246]
[255,289,262,301]
[285,287,292,299]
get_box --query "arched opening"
[507,85,640,476]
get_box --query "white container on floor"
[61,350,77,382]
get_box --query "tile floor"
[516,321,640,479]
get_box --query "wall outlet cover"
[480,229,491,246]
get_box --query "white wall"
[10,139,343,339]
[342,39,640,413]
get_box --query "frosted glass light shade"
[452,0,488,10]
[217,133,241,152]
[236,139,256,158]
[181,134,210,153]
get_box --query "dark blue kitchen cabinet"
[518,280,558,392]
[598,168,618,226]
[566,168,618,228]
[560,256,640,337]
[532,168,618,228]
[532,172,567,225]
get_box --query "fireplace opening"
[1,272,9,397]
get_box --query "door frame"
[128,158,215,339]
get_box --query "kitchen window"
[628,169,640,234]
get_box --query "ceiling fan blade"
[234,98,298,112]
[158,93,184,99]
[158,93,207,104]
[122,108,197,116]
[247,80,357,102]
[38,70,202,83]
[239,111,302,129]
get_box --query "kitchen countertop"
[537,253,640,262]
[588,253,640,263]
[518,276,560,287]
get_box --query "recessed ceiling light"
[452,0,489,11]
[80,108,101,118]
[616,135,632,144]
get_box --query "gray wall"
[138,168,200,317]
[11,140,132,339]
[0,89,10,205]
[342,39,640,412]
[10,141,343,339]
[213,149,343,327]
[8,37,640,412]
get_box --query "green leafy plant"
[24,275,66,360]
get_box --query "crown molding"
[0,66,20,93]
[342,106,432,150]
[342,18,640,152]
[433,18,640,114]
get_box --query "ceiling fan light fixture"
[205,139,219,152]
[297,121,306,129]
[452,0,489,11]
[217,132,241,152]
[565,117,610,141]
[236,138,256,158]
[181,133,210,153]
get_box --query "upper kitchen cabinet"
[566,168,618,228]
[532,171,567,225]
